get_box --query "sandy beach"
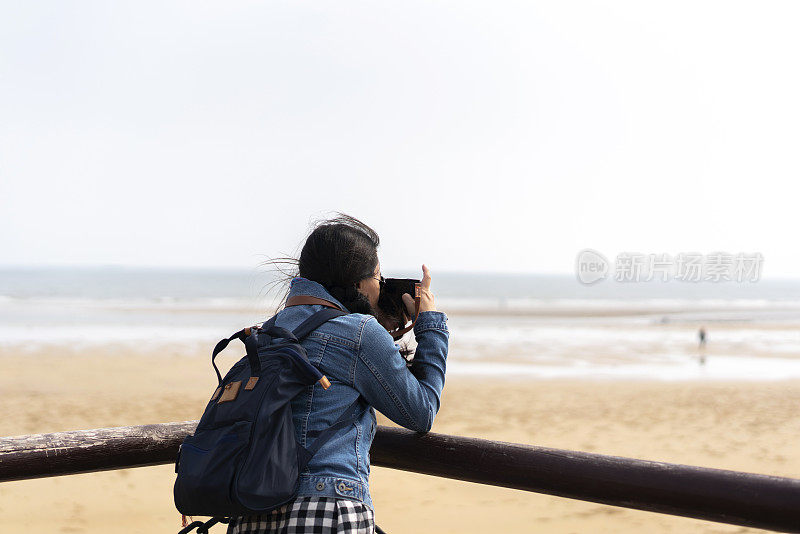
[1,345,798,534]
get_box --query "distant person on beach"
[225,214,448,534]
[698,327,707,365]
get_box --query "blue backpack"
[174,306,365,532]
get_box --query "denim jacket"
[269,277,449,510]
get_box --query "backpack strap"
[297,397,368,472]
[291,308,348,340]
[210,315,279,387]
[286,295,346,311]
[258,307,347,343]
[210,306,346,391]
[210,329,260,387]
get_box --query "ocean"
[3,267,800,381]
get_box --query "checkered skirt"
[226,497,375,534]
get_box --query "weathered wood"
[371,427,800,533]
[0,421,197,481]
[1,423,799,532]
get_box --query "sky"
[1,1,799,276]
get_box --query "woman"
[227,214,449,534]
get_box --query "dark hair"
[264,213,415,359]
[298,214,380,314]
[264,213,380,315]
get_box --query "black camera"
[377,278,420,340]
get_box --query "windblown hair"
[264,213,380,315]
[264,213,414,360]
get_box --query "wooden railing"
[1,422,799,532]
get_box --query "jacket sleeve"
[353,311,449,433]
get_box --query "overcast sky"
[1,1,799,276]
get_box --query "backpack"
[173,303,365,532]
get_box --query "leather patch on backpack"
[210,387,222,402]
[217,381,242,403]
[244,377,259,390]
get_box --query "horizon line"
[1,263,800,282]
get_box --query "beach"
[1,345,798,533]
[3,269,800,533]
[6,2,800,530]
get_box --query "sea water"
[3,267,800,381]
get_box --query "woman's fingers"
[402,293,415,319]
[421,264,431,289]
[418,264,436,313]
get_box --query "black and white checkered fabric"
[226,497,375,534]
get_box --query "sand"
[1,346,798,533]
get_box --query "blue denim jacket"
[269,277,449,510]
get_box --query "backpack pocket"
[235,402,300,511]
[174,420,252,517]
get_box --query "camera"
[377,278,420,340]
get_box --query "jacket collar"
[287,277,350,313]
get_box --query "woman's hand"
[402,264,436,316]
